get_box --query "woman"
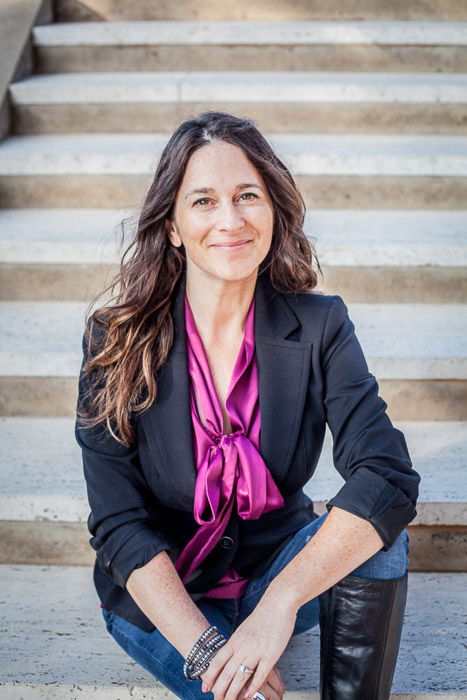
[75,111,420,700]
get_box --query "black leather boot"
[319,571,408,699]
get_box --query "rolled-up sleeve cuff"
[95,524,173,590]
[325,466,417,551]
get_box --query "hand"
[201,665,285,700]
[199,597,297,700]
[256,665,286,699]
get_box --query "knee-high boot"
[318,571,408,699]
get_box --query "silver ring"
[238,664,254,674]
[252,692,266,700]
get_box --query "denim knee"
[100,603,234,700]
[350,528,410,579]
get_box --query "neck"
[185,269,258,344]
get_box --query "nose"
[215,199,246,232]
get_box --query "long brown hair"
[77,111,323,446]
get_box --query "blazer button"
[219,536,234,549]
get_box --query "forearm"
[261,506,385,613]
[126,550,212,658]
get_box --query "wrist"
[179,619,214,658]
[183,624,228,681]
[258,579,302,617]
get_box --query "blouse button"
[219,536,234,549]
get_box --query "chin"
[212,267,259,284]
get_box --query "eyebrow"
[184,183,262,200]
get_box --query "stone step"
[53,0,467,22]
[0,300,465,420]
[9,71,467,135]
[1,133,466,209]
[0,565,465,696]
[1,208,466,302]
[0,416,465,570]
[0,208,465,266]
[32,20,467,73]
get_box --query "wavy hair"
[77,111,323,446]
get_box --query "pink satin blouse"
[173,291,285,598]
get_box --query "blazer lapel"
[142,270,312,511]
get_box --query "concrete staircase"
[0,0,466,697]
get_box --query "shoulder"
[275,289,353,349]
[283,289,348,327]
[84,313,109,341]
[81,314,109,361]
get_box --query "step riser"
[53,0,467,22]
[35,46,467,74]
[0,522,464,571]
[1,175,466,209]
[1,378,466,420]
[319,267,467,303]
[406,527,467,572]
[0,522,94,567]
[11,103,467,135]
[2,264,467,303]
[0,264,117,302]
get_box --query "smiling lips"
[211,239,251,249]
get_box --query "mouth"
[211,239,251,250]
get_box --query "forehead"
[180,141,261,187]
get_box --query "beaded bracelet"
[185,625,217,668]
[185,640,220,679]
[185,637,227,680]
[184,632,227,680]
[183,625,228,680]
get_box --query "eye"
[193,192,259,207]
[193,197,211,207]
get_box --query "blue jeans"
[101,512,410,700]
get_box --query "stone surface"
[0,521,94,566]
[9,71,467,104]
[31,21,467,46]
[1,300,466,379]
[0,133,466,176]
[2,174,464,209]
[33,44,467,75]
[11,102,467,137]
[1,208,466,266]
[51,0,467,22]
[0,566,465,694]
[0,377,78,417]
[1,4,466,696]
[0,417,465,526]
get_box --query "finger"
[266,668,284,696]
[200,645,234,693]
[264,679,282,700]
[270,667,286,694]
[247,680,281,700]
[214,657,257,700]
[240,660,270,700]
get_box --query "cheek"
[178,222,203,252]
[256,207,274,237]
[259,215,274,249]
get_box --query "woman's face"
[168,141,275,286]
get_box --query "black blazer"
[75,270,420,632]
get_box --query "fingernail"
[202,682,209,693]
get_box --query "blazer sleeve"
[75,318,173,589]
[321,295,420,551]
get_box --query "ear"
[167,220,182,248]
